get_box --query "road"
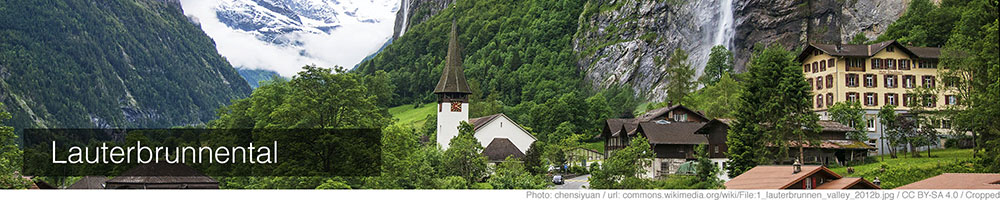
[555,174,590,189]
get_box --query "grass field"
[388,103,436,128]
[828,148,978,188]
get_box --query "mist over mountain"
[180,0,399,76]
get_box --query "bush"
[568,165,588,174]
[433,176,468,189]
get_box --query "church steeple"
[433,19,472,102]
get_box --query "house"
[797,40,956,155]
[104,163,219,189]
[779,120,876,165]
[600,105,726,179]
[725,164,880,189]
[895,173,1000,189]
[434,20,535,162]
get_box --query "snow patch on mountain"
[180,0,399,76]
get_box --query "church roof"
[482,138,526,162]
[433,20,472,94]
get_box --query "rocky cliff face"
[392,0,454,39]
[575,0,907,101]
[731,0,908,70]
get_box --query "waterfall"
[713,0,734,49]
[398,0,410,36]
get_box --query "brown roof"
[68,176,108,189]
[815,177,881,189]
[781,139,875,149]
[817,120,856,132]
[637,122,708,144]
[907,46,941,59]
[606,118,640,137]
[637,105,707,122]
[105,163,218,188]
[433,20,472,94]
[482,138,526,162]
[725,165,841,189]
[797,40,940,62]
[896,173,1000,189]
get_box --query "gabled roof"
[637,105,707,122]
[68,176,108,189]
[637,122,708,145]
[482,138,526,162]
[469,113,537,140]
[817,120,856,132]
[105,163,218,186]
[796,40,940,62]
[725,165,843,189]
[815,177,881,189]
[606,118,640,137]
[896,173,1000,189]
[433,20,472,94]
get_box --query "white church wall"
[473,115,535,154]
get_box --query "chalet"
[600,105,726,179]
[895,173,1000,189]
[780,120,875,165]
[67,176,109,189]
[104,163,219,189]
[725,164,880,189]
[434,20,535,162]
[566,147,604,170]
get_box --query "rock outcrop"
[392,0,454,39]
[575,0,908,101]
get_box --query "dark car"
[552,175,564,185]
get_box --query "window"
[846,74,859,87]
[807,78,813,89]
[872,59,881,69]
[674,114,688,122]
[847,58,866,71]
[886,93,898,106]
[922,76,936,88]
[714,146,719,154]
[900,59,911,70]
[816,77,824,90]
[887,59,896,70]
[804,64,810,73]
[826,74,833,88]
[805,177,814,189]
[820,61,827,71]
[885,75,897,88]
[946,95,958,105]
[828,59,836,69]
[826,93,834,106]
[817,95,824,108]
[847,92,859,102]
[903,75,916,88]
[942,120,952,129]
[813,62,818,72]
[887,46,895,52]
[924,95,937,107]
[903,94,912,107]
[919,61,937,69]
[864,74,877,88]
[867,117,876,131]
[865,93,877,106]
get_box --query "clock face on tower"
[451,102,462,112]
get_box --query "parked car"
[552,175,564,185]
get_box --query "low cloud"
[179,0,396,77]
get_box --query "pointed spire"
[433,19,473,95]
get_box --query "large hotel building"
[796,40,955,155]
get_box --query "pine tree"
[665,49,696,104]
[726,44,819,177]
[699,45,734,86]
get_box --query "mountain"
[237,68,285,89]
[0,0,252,130]
[179,0,399,76]
[391,0,454,40]
[574,0,907,101]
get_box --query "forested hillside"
[0,0,252,130]
[356,0,639,141]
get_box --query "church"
[434,21,536,163]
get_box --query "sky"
[179,0,399,77]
